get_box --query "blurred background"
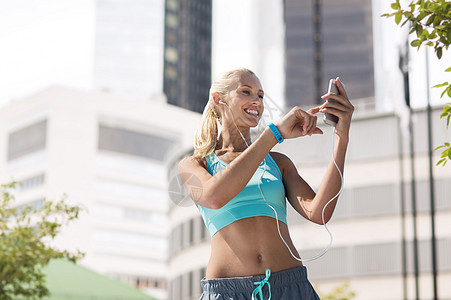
[0,0,450,299]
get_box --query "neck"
[217,126,251,153]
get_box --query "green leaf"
[436,158,446,166]
[421,29,429,39]
[411,39,421,47]
[416,11,428,22]
[437,47,443,59]
[429,31,437,39]
[425,14,435,26]
[415,23,423,36]
[391,2,400,10]
[433,81,449,88]
[433,15,441,26]
[446,67,451,72]
[395,11,402,24]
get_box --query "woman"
[179,68,353,299]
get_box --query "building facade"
[0,87,200,300]
[163,0,212,113]
[211,0,286,112]
[167,106,451,300]
[284,0,374,107]
[93,0,165,101]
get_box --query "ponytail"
[193,101,219,158]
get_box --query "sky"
[0,0,94,107]
[1,0,449,111]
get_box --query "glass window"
[166,14,178,28]
[8,120,47,161]
[18,174,45,192]
[98,124,176,161]
[167,0,179,11]
[165,47,178,63]
[165,66,178,79]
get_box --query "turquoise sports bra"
[198,152,288,237]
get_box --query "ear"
[213,92,221,105]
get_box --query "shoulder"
[268,151,296,176]
[178,155,208,172]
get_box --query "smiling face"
[220,73,265,129]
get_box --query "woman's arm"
[280,77,354,224]
[280,136,348,224]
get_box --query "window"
[165,47,178,63]
[189,218,194,244]
[8,120,47,161]
[98,125,175,161]
[18,174,45,192]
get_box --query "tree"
[0,182,84,299]
[381,0,451,166]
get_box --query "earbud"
[218,99,225,105]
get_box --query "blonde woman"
[179,68,353,299]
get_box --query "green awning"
[42,259,157,300]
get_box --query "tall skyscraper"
[284,0,374,107]
[163,0,212,113]
[93,0,165,101]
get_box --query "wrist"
[268,123,284,144]
[263,126,279,147]
[335,131,349,144]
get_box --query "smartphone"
[323,79,339,127]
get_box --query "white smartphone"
[323,79,339,127]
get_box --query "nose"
[252,94,263,104]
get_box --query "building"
[211,0,286,112]
[163,0,213,113]
[0,87,201,300]
[284,0,374,107]
[93,0,165,101]
[167,105,451,300]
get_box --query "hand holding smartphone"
[323,79,339,127]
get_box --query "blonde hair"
[193,68,256,158]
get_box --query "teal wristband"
[268,123,284,144]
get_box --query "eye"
[242,90,250,95]
[258,94,264,99]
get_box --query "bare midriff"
[205,216,302,279]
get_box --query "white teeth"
[245,109,258,116]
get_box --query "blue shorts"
[200,266,320,300]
